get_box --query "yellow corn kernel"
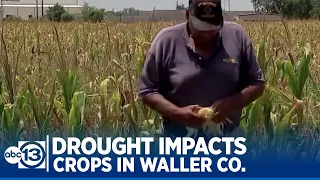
[197,107,223,137]
[197,107,215,121]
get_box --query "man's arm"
[224,84,264,111]
[141,94,180,120]
[138,37,181,120]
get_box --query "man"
[138,0,265,139]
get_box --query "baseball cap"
[188,0,224,31]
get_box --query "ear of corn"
[197,107,215,121]
[196,107,224,137]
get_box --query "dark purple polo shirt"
[138,21,265,137]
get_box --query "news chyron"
[4,136,247,173]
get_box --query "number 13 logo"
[19,141,46,169]
[23,148,42,161]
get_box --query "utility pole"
[36,0,38,19]
[41,0,44,17]
[0,0,3,21]
[228,0,230,11]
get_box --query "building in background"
[236,13,282,21]
[0,0,83,20]
[104,10,282,23]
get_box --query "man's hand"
[210,85,265,123]
[172,105,205,128]
[141,94,205,129]
[211,99,233,123]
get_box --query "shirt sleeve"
[138,36,164,99]
[239,34,265,88]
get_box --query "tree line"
[45,2,189,22]
[45,3,141,22]
[251,0,320,19]
[3,3,142,22]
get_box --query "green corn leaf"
[99,78,114,130]
[111,90,121,115]
[11,93,25,138]
[1,28,14,104]
[1,102,21,145]
[123,104,140,137]
[54,100,68,118]
[27,82,47,140]
[42,80,57,137]
[27,83,42,128]
[58,70,70,112]
[69,91,86,138]
[100,78,109,95]
[0,87,5,119]
[0,102,4,121]
[257,40,267,76]
[2,105,10,146]
[270,59,283,86]
[0,81,2,95]
[77,92,86,129]
[136,99,148,124]
[284,60,300,99]
[239,119,248,136]
[268,86,293,104]
[2,105,12,136]
[66,72,78,112]
[16,90,27,114]
[246,100,261,147]
[263,96,274,147]
[46,81,56,119]
[288,53,295,67]
[136,43,145,79]
[12,108,22,142]
[274,107,295,149]
[68,104,77,137]
[18,126,25,138]
[248,100,261,129]
[58,70,79,114]
[297,43,312,99]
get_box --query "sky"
[83,0,254,11]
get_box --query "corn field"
[0,20,319,161]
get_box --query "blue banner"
[0,136,319,178]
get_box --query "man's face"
[189,22,219,44]
[186,9,220,44]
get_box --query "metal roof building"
[236,13,282,21]
[0,0,83,20]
